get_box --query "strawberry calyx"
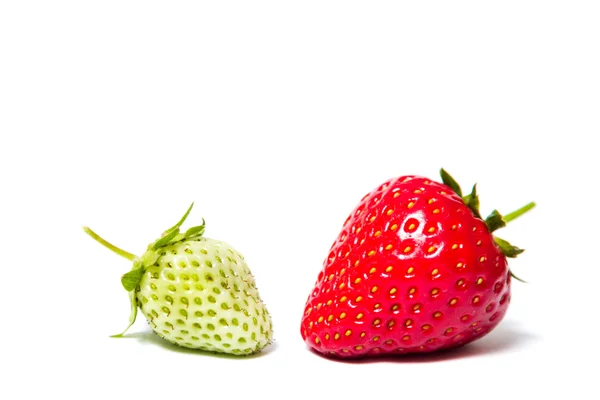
[148,202,205,251]
[136,202,206,278]
[440,169,535,280]
[462,184,482,219]
[83,202,205,337]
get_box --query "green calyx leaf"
[152,228,181,250]
[439,169,481,218]
[494,237,527,282]
[121,262,145,291]
[485,209,506,232]
[111,291,139,338]
[149,203,205,251]
[509,270,527,284]
[462,184,481,219]
[494,236,524,258]
[440,168,463,197]
[185,223,206,238]
[112,261,145,337]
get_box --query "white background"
[1,1,599,399]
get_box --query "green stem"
[503,202,536,223]
[83,226,137,261]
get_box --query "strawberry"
[84,203,273,355]
[300,169,534,358]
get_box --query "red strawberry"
[300,169,534,358]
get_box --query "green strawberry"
[84,203,273,355]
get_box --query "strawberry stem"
[83,226,137,261]
[503,202,536,223]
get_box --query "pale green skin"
[84,203,273,355]
[138,237,273,354]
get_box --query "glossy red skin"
[301,176,511,358]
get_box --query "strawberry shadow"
[310,320,540,364]
[123,329,278,359]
